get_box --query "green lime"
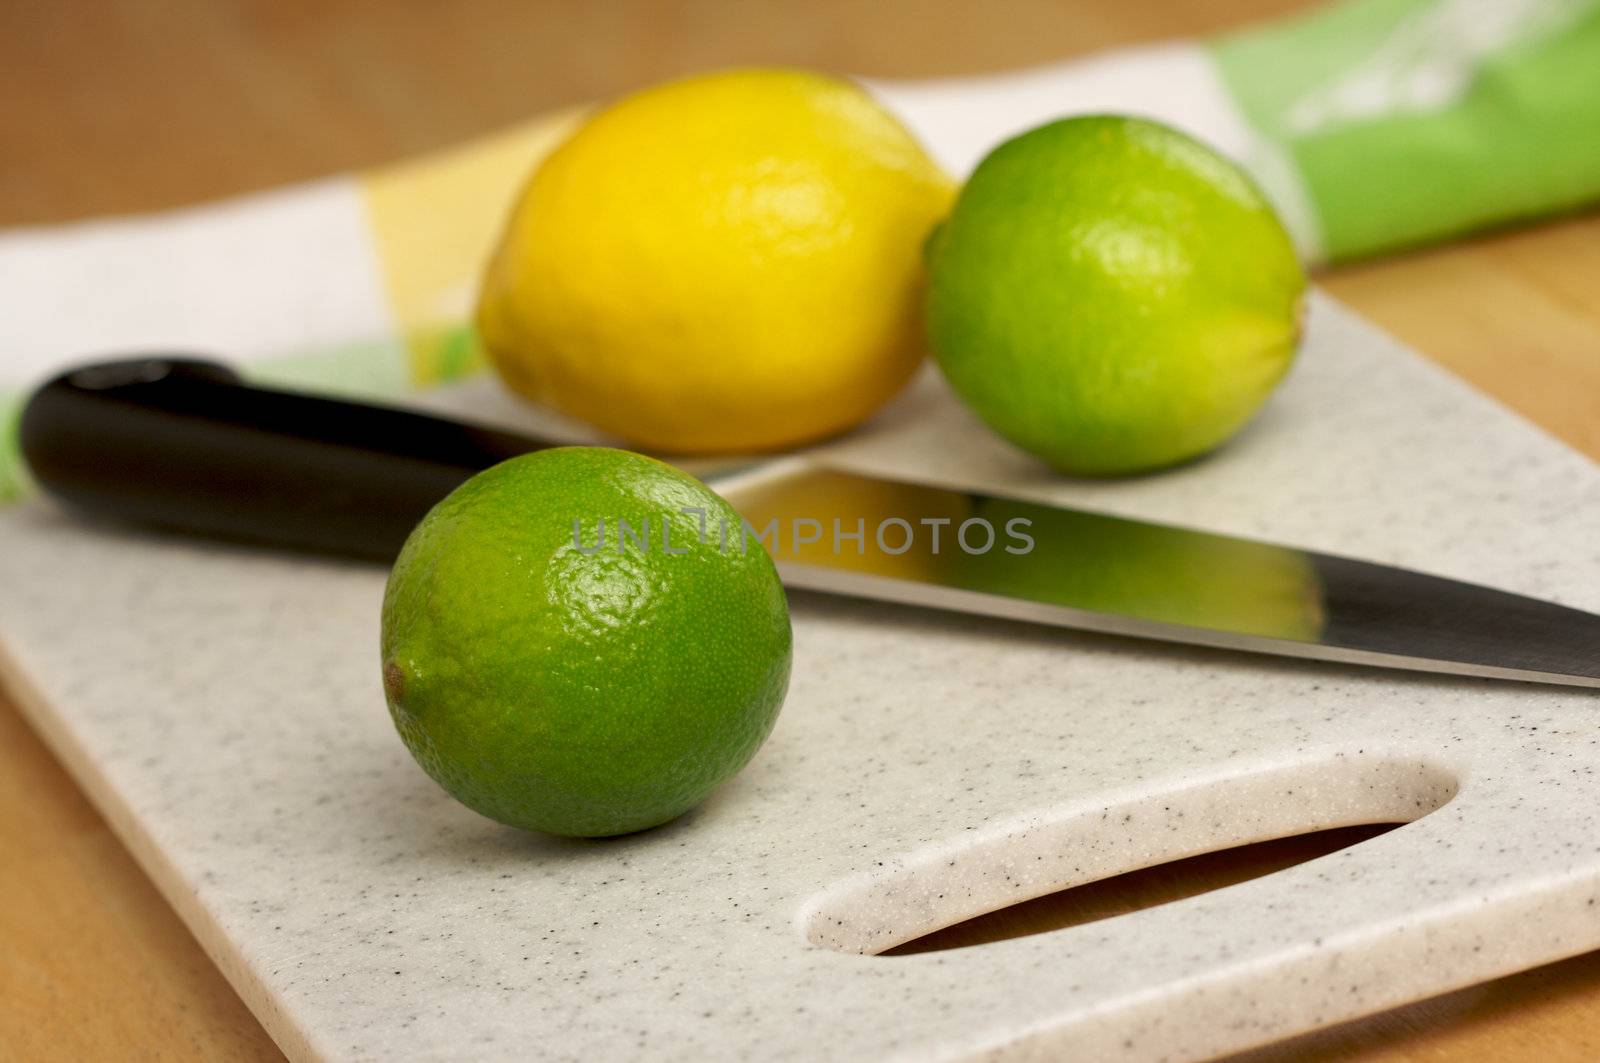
[926,115,1306,476]
[380,447,792,838]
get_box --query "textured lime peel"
[381,447,792,838]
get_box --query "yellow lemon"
[476,68,953,453]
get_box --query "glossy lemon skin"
[477,68,954,454]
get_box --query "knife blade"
[720,463,1600,689]
[20,356,1600,689]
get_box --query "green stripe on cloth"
[0,392,27,504]
[1210,0,1600,261]
[247,333,416,397]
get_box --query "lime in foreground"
[380,447,792,838]
[926,115,1307,476]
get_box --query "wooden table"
[3,2,1599,1059]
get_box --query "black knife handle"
[18,355,554,561]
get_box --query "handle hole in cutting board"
[883,822,1400,955]
[799,753,1457,955]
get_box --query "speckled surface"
[2,291,1599,1062]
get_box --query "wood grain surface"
[3,1,1599,1059]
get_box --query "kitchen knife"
[19,356,1600,689]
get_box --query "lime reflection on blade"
[728,468,1325,643]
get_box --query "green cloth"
[1211,0,1600,261]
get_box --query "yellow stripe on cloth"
[359,109,586,388]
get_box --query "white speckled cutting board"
[3,291,1599,1062]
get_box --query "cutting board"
[3,291,1598,1062]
